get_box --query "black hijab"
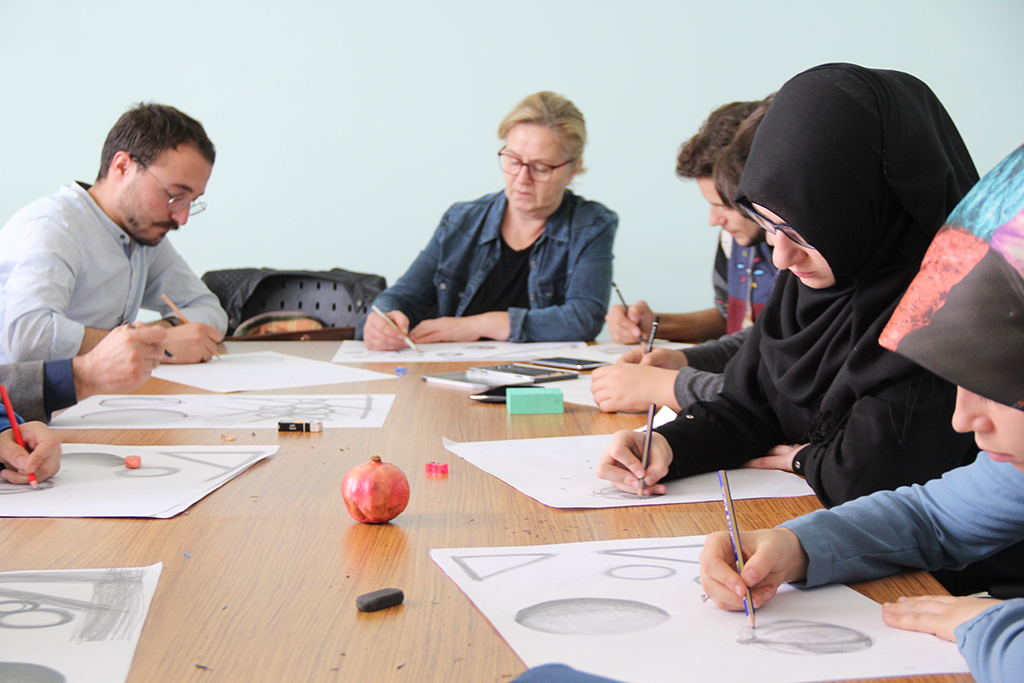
[729,63,978,437]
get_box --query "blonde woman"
[362,92,617,349]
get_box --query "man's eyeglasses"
[737,199,816,250]
[498,148,575,182]
[132,156,207,216]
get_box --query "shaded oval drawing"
[738,619,873,655]
[215,354,284,363]
[81,409,188,425]
[604,564,676,581]
[516,597,669,635]
[0,662,66,682]
[98,397,182,408]
[0,480,55,495]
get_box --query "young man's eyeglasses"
[131,156,207,216]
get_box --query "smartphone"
[529,357,608,371]
[468,385,522,403]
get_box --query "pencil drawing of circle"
[0,662,66,682]
[738,620,873,655]
[217,355,284,363]
[0,601,74,629]
[605,564,676,581]
[65,452,125,467]
[114,466,180,478]
[515,598,669,635]
[435,351,465,357]
[81,408,188,424]
[99,396,182,408]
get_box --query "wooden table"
[0,342,973,683]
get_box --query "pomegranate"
[341,456,410,523]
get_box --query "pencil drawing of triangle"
[452,553,556,581]
[598,544,703,564]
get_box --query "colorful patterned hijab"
[881,145,1024,410]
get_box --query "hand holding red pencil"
[0,386,61,487]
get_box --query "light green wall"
[2,0,1021,320]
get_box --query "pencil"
[160,293,192,325]
[644,316,660,355]
[371,305,421,353]
[718,470,755,628]
[636,403,656,497]
[612,282,629,311]
[0,385,37,489]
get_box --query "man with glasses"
[0,103,227,366]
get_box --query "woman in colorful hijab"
[598,63,978,505]
[698,144,1024,683]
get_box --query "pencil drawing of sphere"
[592,486,649,501]
[738,620,873,655]
[81,408,188,424]
[515,598,669,635]
[0,662,66,682]
[98,396,182,407]
[604,564,676,580]
[0,600,75,629]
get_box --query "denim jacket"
[365,190,617,342]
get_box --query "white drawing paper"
[549,376,598,407]
[51,394,395,431]
[331,340,588,363]
[0,563,162,683]
[431,536,970,683]
[0,444,276,518]
[443,433,813,508]
[151,350,395,392]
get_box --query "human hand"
[882,595,996,642]
[605,300,655,344]
[595,430,672,494]
[364,309,412,351]
[160,323,223,363]
[617,347,689,370]
[745,443,807,473]
[73,323,167,398]
[699,528,808,612]
[0,422,61,485]
[591,363,681,413]
[411,312,510,344]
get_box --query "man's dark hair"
[675,100,760,180]
[713,94,775,210]
[96,102,216,180]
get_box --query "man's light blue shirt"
[0,182,227,363]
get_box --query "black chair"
[201,267,387,338]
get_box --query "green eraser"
[506,387,564,414]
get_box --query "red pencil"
[0,385,37,489]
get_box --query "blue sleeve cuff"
[43,358,78,417]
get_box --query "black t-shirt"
[462,237,532,316]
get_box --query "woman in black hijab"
[597,63,979,508]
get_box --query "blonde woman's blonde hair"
[498,91,586,175]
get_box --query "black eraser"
[356,588,404,612]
